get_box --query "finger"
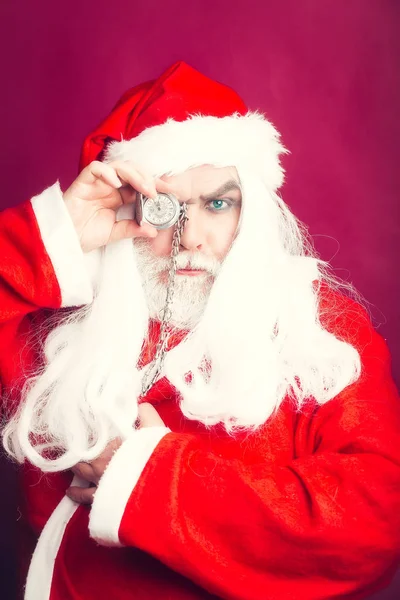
[110,162,158,200]
[108,219,158,244]
[85,161,124,190]
[66,486,96,505]
[71,462,95,482]
[137,402,166,428]
[154,178,177,195]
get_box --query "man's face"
[133,165,242,328]
[151,164,241,263]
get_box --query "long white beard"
[133,238,222,330]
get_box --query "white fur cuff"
[30,181,93,307]
[89,426,171,547]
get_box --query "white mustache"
[134,240,221,276]
[174,253,221,275]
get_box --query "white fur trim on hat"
[103,112,288,190]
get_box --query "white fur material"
[24,475,88,600]
[31,182,94,307]
[104,112,288,188]
[89,426,171,546]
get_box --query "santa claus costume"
[1,61,400,599]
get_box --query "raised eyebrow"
[199,180,242,203]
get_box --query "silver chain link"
[140,203,189,396]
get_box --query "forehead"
[161,165,239,196]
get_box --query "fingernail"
[143,185,158,199]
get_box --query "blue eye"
[207,199,230,212]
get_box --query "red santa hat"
[79,61,287,190]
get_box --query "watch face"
[143,193,179,228]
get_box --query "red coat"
[1,183,400,600]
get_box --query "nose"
[178,205,205,251]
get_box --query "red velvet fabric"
[0,201,400,598]
[50,300,400,599]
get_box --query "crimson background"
[0,0,399,598]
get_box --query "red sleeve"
[0,182,93,325]
[0,182,95,326]
[0,199,62,321]
[90,311,400,599]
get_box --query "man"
[1,61,399,599]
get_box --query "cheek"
[219,208,240,256]
[208,211,240,258]
[147,229,173,257]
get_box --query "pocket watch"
[135,192,182,230]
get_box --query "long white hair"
[2,167,362,471]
